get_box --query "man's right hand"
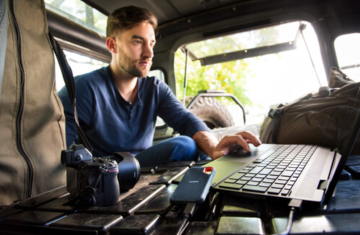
[212,131,261,160]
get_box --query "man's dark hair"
[106,6,158,38]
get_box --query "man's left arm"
[193,130,262,160]
[155,81,261,158]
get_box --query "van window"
[45,0,107,36]
[148,70,165,82]
[175,21,327,125]
[55,50,107,91]
[334,33,360,81]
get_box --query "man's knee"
[168,136,198,161]
[173,135,196,148]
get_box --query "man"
[58,6,261,165]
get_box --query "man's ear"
[106,37,117,53]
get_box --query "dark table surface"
[1,155,360,235]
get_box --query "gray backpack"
[0,0,66,206]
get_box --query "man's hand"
[193,131,261,160]
[212,131,261,160]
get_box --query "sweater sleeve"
[156,81,212,137]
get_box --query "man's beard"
[118,46,152,78]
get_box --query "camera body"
[61,144,140,207]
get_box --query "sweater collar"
[106,65,143,107]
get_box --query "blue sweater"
[58,66,210,157]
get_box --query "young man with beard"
[58,6,261,165]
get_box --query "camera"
[61,144,140,207]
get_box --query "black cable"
[271,199,302,235]
[274,207,296,235]
[176,202,196,235]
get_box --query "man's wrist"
[193,130,218,159]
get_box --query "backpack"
[0,0,66,206]
[259,68,360,155]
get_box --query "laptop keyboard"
[218,145,316,196]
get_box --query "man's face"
[114,22,156,78]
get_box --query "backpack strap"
[268,108,282,143]
[49,33,93,153]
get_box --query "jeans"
[135,135,211,165]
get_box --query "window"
[175,21,327,125]
[186,22,300,60]
[44,1,108,91]
[148,69,165,82]
[334,33,360,81]
[55,51,107,91]
[45,0,107,36]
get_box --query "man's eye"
[134,40,142,44]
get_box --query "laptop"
[204,110,360,207]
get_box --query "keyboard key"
[259,168,272,175]
[267,188,281,194]
[271,184,284,189]
[224,179,236,184]
[263,179,274,183]
[275,180,287,185]
[249,167,264,174]
[242,185,268,193]
[249,164,260,168]
[251,178,262,182]
[281,190,290,196]
[247,181,259,186]
[278,176,290,181]
[281,171,294,177]
[229,173,244,180]
[235,180,248,185]
[267,175,277,179]
[273,169,283,172]
[245,173,256,178]
[241,177,252,181]
[254,175,265,180]
[270,171,281,176]
[289,164,299,168]
[219,183,242,190]
[285,185,292,190]
[259,182,271,188]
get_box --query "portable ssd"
[170,166,215,205]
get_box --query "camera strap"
[49,33,93,153]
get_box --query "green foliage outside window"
[173,26,284,108]
[174,48,253,107]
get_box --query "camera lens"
[111,152,140,191]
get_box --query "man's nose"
[142,43,153,59]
